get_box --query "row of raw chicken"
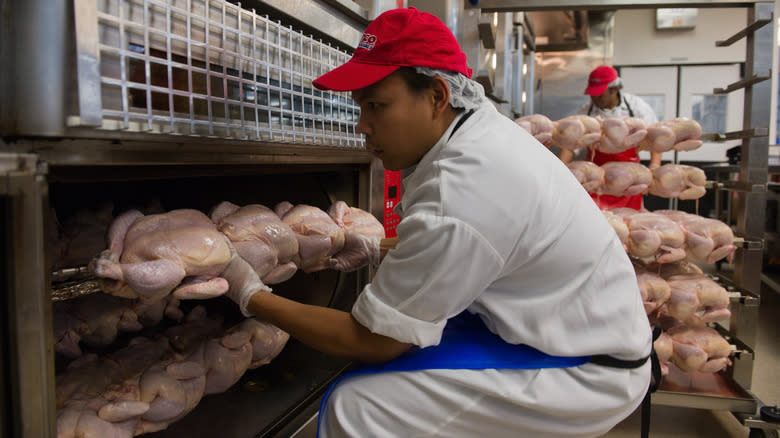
[54,200,384,437]
[56,301,288,438]
[603,208,736,265]
[568,161,707,200]
[515,114,704,154]
[88,200,384,304]
[633,259,733,377]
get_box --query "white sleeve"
[351,212,504,348]
[631,95,659,125]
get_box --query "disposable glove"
[326,230,380,272]
[221,247,271,317]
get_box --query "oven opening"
[49,165,364,437]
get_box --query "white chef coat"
[577,91,659,126]
[321,100,652,438]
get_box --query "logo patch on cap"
[358,33,377,50]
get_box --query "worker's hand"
[221,247,271,317]
[326,231,381,272]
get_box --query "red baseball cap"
[584,65,619,96]
[312,7,472,91]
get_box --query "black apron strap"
[622,94,635,117]
[448,109,475,140]
[589,354,649,368]
[641,324,663,438]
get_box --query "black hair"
[394,67,437,95]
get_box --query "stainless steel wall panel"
[0,0,68,136]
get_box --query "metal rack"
[466,1,777,436]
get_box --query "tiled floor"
[602,267,780,438]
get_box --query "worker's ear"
[429,76,451,119]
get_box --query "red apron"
[590,147,643,210]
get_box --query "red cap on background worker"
[585,65,620,96]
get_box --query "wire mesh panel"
[74,0,363,147]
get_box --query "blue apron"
[315,311,591,437]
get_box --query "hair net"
[608,77,623,90]
[414,67,488,110]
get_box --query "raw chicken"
[622,212,687,263]
[274,202,345,273]
[211,201,300,284]
[90,209,233,302]
[647,260,704,279]
[664,273,731,326]
[602,210,629,250]
[56,337,173,438]
[599,162,653,197]
[648,164,707,200]
[327,201,385,239]
[655,211,736,264]
[135,358,206,433]
[237,318,290,369]
[53,294,182,358]
[184,330,253,395]
[639,118,703,153]
[667,325,732,373]
[163,305,225,353]
[326,201,386,272]
[50,203,115,270]
[515,114,554,147]
[597,117,648,154]
[653,331,674,376]
[551,115,602,150]
[682,216,736,264]
[567,161,605,193]
[56,305,288,437]
[53,303,91,358]
[634,267,672,315]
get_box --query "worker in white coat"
[223,7,653,438]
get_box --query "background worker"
[560,65,663,209]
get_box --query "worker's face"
[590,87,620,110]
[353,72,443,171]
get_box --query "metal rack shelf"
[716,16,772,46]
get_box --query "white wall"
[613,8,746,66]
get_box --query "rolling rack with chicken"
[0,0,387,437]
[477,0,778,436]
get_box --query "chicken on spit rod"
[89,209,234,303]
[567,161,605,194]
[551,115,602,151]
[515,114,554,147]
[210,201,300,284]
[54,294,183,358]
[648,164,707,200]
[639,117,703,153]
[91,202,384,303]
[654,210,736,264]
[56,306,289,438]
[597,117,648,154]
